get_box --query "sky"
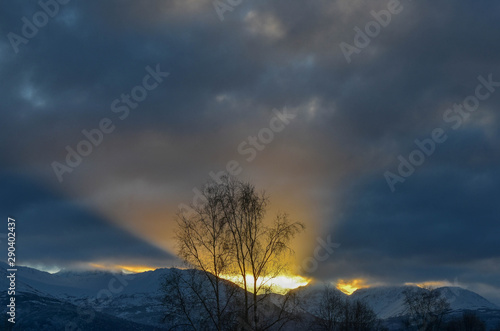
[1,0,500,304]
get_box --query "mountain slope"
[350,286,414,319]
[0,263,180,329]
[350,285,499,319]
[292,283,499,320]
[436,286,498,311]
[2,263,500,330]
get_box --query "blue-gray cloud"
[0,0,499,303]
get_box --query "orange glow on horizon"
[220,274,310,294]
[336,279,369,295]
[404,281,456,289]
[89,263,157,273]
[86,263,309,293]
[117,265,157,273]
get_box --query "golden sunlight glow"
[89,263,157,273]
[117,265,157,273]
[86,263,310,293]
[404,281,454,289]
[336,279,368,295]
[221,274,310,294]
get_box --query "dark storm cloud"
[0,172,174,267]
[1,0,500,302]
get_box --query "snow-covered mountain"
[2,262,500,330]
[290,282,347,316]
[0,262,175,329]
[0,262,169,298]
[435,286,498,311]
[349,285,498,319]
[350,285,412,319]
[292,283,500,330]
[0,263,300,330]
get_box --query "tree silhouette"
[315,285,382,331]
[165,176,304,331]
[443,311,486,331]
[403,286,450,331]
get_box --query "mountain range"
[1,263,499,330]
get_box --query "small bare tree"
[403,286,450,331]
[315,285,380,331]
[443,311,486,331]
[345,299,379,331]
[162,268,242,330]
[168,182,241,331]
[219,177,304,330]
[316,285,344,330]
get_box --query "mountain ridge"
[2,263,500,330]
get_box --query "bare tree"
[443,311,486,331]
[403,286,450,331]
[167,182,241,331]
[315,285,381,331]
[316,285,344,330]
[236,291,301,331]
[162,268,209,330]
[345,299,379,331]
[219,177,304,330]
[165,176,304,331]
[162,268,241,331]
[462,311,486,331]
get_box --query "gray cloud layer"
[1,0,499,302]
